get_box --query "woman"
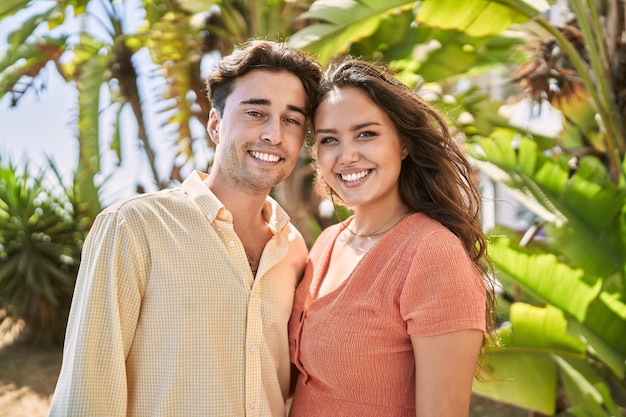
[288,60,496,417]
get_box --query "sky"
[0,4,146,205]
[0,69,162,206]
[0,69,77,176]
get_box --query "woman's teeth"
[341,170,369,182]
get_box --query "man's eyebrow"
[287,104,307,117]
[240,98,306,117]
[240,98,270,106]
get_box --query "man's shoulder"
[99,187,185,218]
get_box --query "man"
[48,40,322,417]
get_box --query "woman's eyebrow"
[316,121,380,134]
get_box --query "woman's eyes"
[317,131,377,144]
[358,130,376,138]
[318,136,337,145]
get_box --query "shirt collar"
[181,170,291,233]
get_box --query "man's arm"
[48,211,143,417]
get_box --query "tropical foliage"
[0,158,91,346]
[1,0,626,414]
[287,0,626,415]
[0,0,314,202]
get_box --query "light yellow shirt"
[48,171,306,417]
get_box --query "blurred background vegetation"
[1,0,625,415]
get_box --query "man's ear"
[207,108,220,145]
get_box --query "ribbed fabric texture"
[49,171,303,417]
[288,213,486,416]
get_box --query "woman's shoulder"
[403,212,453,237]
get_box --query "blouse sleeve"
[399,230,486,337]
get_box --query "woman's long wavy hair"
[312,59,497,374]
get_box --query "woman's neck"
[347,204,411,238]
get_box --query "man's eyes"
[243,110,302,125]
[285,117,303,125]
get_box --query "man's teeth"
[250,151,280,162]
[341,170,369,182]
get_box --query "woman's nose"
[338,141,359,164]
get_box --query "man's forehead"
[227,71,306,110]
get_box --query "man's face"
[207,70,308,195]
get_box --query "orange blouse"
[288,213,486,417]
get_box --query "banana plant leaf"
[473,349,557,414]
[470,135,626,278]
[490,237,602,322]
[417,30,524,82]
[488,236,626,377]
[289,0,529,78]
[177,0,220,14]
[416,0,552,37]
[474,303,586,414]
[289,0,412,64]
[475,302,624,414]
[557,356,624,416]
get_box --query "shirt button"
[207,213,214,221]
[228,240,235,247]
[251,345,256,352]
[250,402,256,409]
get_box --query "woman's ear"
[207,108,221,144]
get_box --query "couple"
[48,40,495,417]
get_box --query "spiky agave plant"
[0,159,88,346]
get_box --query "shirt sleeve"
[48,210,145,417]
[399,230,486,337]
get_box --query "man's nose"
[260,118,282,144]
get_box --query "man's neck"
[203,174,269,226]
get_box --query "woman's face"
[314,87,407,211]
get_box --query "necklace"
[343,211,411,238]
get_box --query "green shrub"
[0,159,90,346]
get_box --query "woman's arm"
[411,329,483,417]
